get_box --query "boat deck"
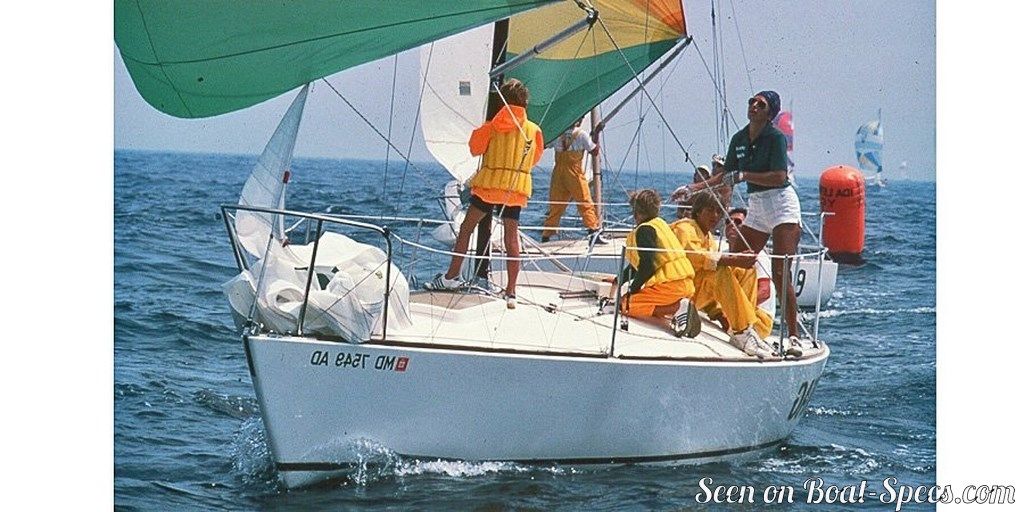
[385,271,824,362]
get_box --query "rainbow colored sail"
[505,0,687,138]
[115,0,558,118]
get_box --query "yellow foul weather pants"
[693,266,774,339]
[542,151,599,238]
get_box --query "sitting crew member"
[541,118,606,244]
[670,192,780,358]
[429,78,544,309]
[675,165,711,220]
[725,207,772,307]
[615,189,699,337]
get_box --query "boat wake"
[752,443,880,476]
[816,306,935,319]
[231,416,278,488]
[194,389,260,420]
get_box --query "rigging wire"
[593,17,699,173]
[728,0,755,96]
[319,77,432,187]
[380,54,399,220]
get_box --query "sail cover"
[855,117,883,173]
[419,25,494,184]
[505,0,687,138]
[236,86,308,259]
[114,0,557,118]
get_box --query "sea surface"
[114,150,936,510]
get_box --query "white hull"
[246,334,829,488]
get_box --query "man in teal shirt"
[670,90,807,356]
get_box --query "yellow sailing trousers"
[620,279,695,318]
[693,266,774,339]
[542,151,599,238]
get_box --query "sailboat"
[115,0,830,489]
[856,109,887,187]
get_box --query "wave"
[817,306,935,318]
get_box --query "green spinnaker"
[115,0,558,118]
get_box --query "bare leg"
[737,224,770,253]
[770,223,802,336]
[444,206,489,280]
[502,217,521,296]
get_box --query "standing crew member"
[671,89,807,355]
[613,189,698,337]
[541,118,606,244]
[428,79,544,309]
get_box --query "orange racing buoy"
[819,165,865,264]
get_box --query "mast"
[590,108,603,226]
[472,18,510,280]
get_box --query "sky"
[114,0,936,182]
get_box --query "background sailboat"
[774,108,795,187]
[856,109,886,187]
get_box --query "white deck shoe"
[785,336,808,358]
[730,327,772,359]
[426,273,463,291]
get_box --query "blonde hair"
[500,78,529,107]
[629,189,661,221]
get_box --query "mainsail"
[236,85,308,259]
[114,0,558,118]
[419,25,494,184]
[855,111,884,174]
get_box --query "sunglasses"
[728,217,744,227]
[748,97,767,109]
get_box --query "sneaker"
[587,230,609,245]
[541,236,551,243]
[425,273,463,291]
[470,276,501,294]
[785,336,808,358]
[505,293,517,309]
[729,327,772,359]
[670,299,700,338]
[598,297,617,315]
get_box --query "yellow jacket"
[468,105,543,206]
[626,217,695,287]
[670,218,720,272]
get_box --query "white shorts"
[745,186,802,234]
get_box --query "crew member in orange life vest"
[610,189,699,338]
[428,79,544,309]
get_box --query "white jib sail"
[419,25,492,184]
[236,85,310,258]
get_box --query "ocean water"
[114,150,936,510]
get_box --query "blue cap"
[756,90,781,120]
